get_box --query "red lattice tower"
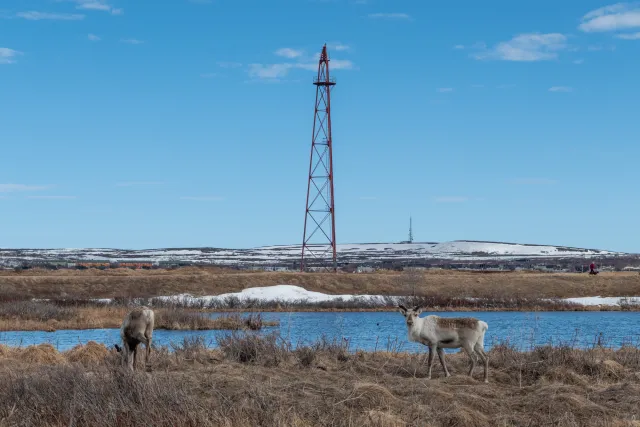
[301,44,337,272]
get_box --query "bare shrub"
[217,332,288,366]
[294,345,317,367]
[155,307,215,330]
[0,300,75,322]
[244,313,264,330]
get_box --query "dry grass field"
[1,334,639,426]
[1,267,639,307]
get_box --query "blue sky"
[1,0,640,251]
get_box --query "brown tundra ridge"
[1,267,639,311]
[1,333,640,426]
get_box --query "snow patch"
[562,296,640,306]
[155,285,388,305]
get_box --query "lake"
[1,311,638,352]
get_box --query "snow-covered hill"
[0,240,625,267]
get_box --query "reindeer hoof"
[445,373,451,378]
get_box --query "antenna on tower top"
[409,216,413,243]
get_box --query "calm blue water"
[1,311,639,352]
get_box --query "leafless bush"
[294,345,317,367]
[217,332,288,366]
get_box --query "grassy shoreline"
[1,334,639,426]
[0,302,278,332]
[1,268,640,317]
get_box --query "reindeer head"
[398,305,423,326]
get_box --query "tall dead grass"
[0,335,639,426]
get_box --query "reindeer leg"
[133,345,138,371]
[474,343,489,383]
[126,344,135,371]
[426,345,435,380]
[437,348,451,377]
[146,340,152,366]
[462,343,476,377]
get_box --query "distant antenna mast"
[408,216,413,243]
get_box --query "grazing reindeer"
[114,306,154,371]
[398,305,489,382]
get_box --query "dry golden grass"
[0,304,277,331]
[2,267,640,302]
[0,336,639,426]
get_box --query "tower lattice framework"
[301,44,337,272]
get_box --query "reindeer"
[398,305,489,382]
[114,306,154,371]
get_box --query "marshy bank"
[0,300,278,332]
[1,333,640,426]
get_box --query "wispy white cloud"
[248,59,354,80]
[275,48,304,58]
[434,196,469,203]
[473,33,567,61]
[329,59,355,69]
[368,13,411,20]
[0,184,51,192]
[116,181,163,187]
[511,178,557,185]
[437,87,454,93]
[579,3,640,32]
[549,86,573,92]
[586,44,616,51]
[248,64,292,80]
[454,44,465,49]
[26,196,77,199]
[180,196,224,201]
[327,42,350,51]
[120,38,144,45]
[0,48,21,64]
[200,73,216,78]
[63,0,123,15]
[573,58,585,64]
[217,61,242,68]
[88,33,101,41]
[16,11,85,20]
[246,45,355,81]
[616,31,640,38]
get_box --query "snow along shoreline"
[93,285,640,308]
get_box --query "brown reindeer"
[114,306,154,371]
